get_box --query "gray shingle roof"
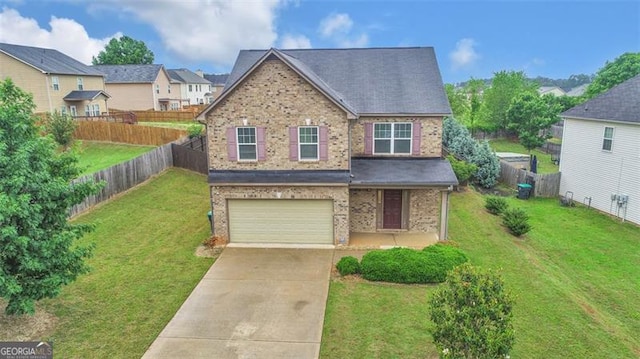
[209,170,350,184]
[0,42,104,76]
[91,64,165,83]
[350,158,458,186]
[562,74,640,124]
[204,73,229,85]
[63,90,110,101]
[222,47,451,115]
[167,68,212,84]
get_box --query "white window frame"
[52,76,59,91]
[92,104,100,116]
[155,84,160,94]
[188,84,193,92]
[373,122,412,154]
[77,77,83,90]
[168,84,171,94]
[70,105,77,117]
[236,127,257,161]
[84,104,91,116]
[60,106,67,115]
[298,126,319,161]
[602,126,614,152]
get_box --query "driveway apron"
[142,247,334,359]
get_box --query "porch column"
[439,189,451,240]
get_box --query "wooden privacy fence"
[172,144,208,174]
[132,110,198,122]
[74,121,186,145]
[499,161,561,198]
[69,143,174,217]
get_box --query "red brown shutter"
[226,127,237,161]
[257,127,266,161]
[319,126,329,161]
[289,126,298,161]
[412,121,422,156]
[364,122,373,155]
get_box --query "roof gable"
[0,42,104,76]
[200,47,451,119]
[562,74,640,124]
[92,64,167,83]
[167,68,212,84]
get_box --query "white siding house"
[559,74,640,225]
[167,68,212,106]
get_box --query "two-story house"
[92,64,180,111]
[203,73,229,103]
[198,47,457,246]
[168,68,213,106]
[560,74,639,225]
[0,42,110,116]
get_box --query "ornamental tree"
[92,35,154,65]
[0,79,102,315]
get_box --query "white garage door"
[228,199,334,244]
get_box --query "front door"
[383,190,403,229]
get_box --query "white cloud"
[449,38,479,70]
[280,34,311,49]
[0,7,120,64]
[318,13,368,48]
[319,13,352,38]
[98,0,283,67]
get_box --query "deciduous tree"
[483,70,537,133]
[0,79,101,315]
[585,52,640,98]
[92,35,154,65]
[506,92,560,152]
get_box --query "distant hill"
[455,74,593,92]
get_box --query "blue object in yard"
[531,155,538,173]
[517,183,532,199]
[207,210,212,222]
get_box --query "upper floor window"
[602,126,614,151]
[188,84,193,92]
[299,126,319,160]
[77,77,84,90]
[374,123,412,154]
[237,127,257,161]
[52,76,59,91]
[168,84,171,94]
[155,84,160,94]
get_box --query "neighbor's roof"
[212,47,451,116]
[167,68,212,84]
[204,73,229,85]
[566,83,588,97]
[63,90,110,101]
[562,74,640,124]
[209,170,350,185]
[92,64,166,83]
[0,42,104,76]
[350,158,458,187]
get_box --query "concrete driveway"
[142,247,334,359]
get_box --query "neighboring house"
[92,64,180,111]
[167,68,213,106]
[0,42,109,115]
[539,86,566,96]
[566,83,588,97]
[559,74,640,225]
[203,73,229,102]
[198,47,457,246]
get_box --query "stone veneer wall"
[211,185,349,245]
[351,116,443,157]
[206,59,349,170]
[349,188,441,232]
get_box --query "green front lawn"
[321,190,640,358]
[38,168,214,357]
[489,138,559,173]
[138,121,202,131]
[76,141,156,176]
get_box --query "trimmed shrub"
[430,263,515,359]
[360,245,468,284]
[447,155,477,185]
[336,256,361,276]
[45,110,77,149]
[485,196,508,215]
[469,140,500,188]
[187,124,203,138]
[502,207,531,236]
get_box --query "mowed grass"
[76,141,156,176]
[39,168,214,358]
[321,189,640,358]
[138,121,202,130]
[489,138,559,173]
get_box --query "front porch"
[347,231,439,249]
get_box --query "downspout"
[439,186,453,240]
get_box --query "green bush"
[187,124,204,138]
[336,256,361,276]
[45,110,77,149]
[446,155,477,185]
[430,263,515,359]
[360,245,468,284]
[485,196,509,215]
[502,207,531,236]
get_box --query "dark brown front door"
[383,190,403,229]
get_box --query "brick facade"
[351,116,443,157]
[349,189,377,232]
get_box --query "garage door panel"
[228,200,333,244]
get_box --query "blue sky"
[0,0,638,84]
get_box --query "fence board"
[74,121,186,145]
[69,143,174,217]
[133,110,197,122]
[499,161,561,197]
[172,144,208,174]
